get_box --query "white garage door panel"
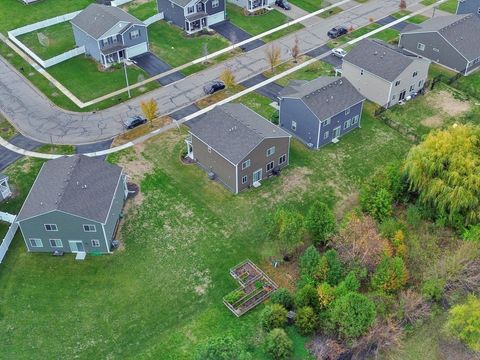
[208,12,225,26]
[126,43,149,59]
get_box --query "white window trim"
[83,224,97,232]
[242,175,248,184]
[324,130,329,139]
[266,146,275,157]
[417,42,425,51]
[49,239,63,248]
[29,238,43,248]
[44,224,58,231]
[279,154,286,165]
[242,159,251,170]
[91,239,101,248]
[130,29,140,39]
[291,121,297,131]
[212,0,219,7]
[266,161,274,172]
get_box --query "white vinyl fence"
[8,11,84,68]
[0,212,18,264]
[111,0,133,6]
[144,13,164,26]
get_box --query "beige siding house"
[186,104,291,194]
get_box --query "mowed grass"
[46,56,158,102]
[17,22,76,59]
[391,10,429,24]
[0,0,94,33]
[125,0,158,21]
[275,60,334,87]
[148,21,229,67]
[0,101,413,359]
[289,0,323,12]
[330,23,399,48]
[438,0,458,13]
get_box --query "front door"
[333,126,341,139]
[253,169,262,182]
[399,90,406,101]
[69,241,85,253]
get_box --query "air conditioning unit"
[207,172,216,180]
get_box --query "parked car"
[123,115,147,129]
[327,26,348,39]
[332,48,347,58]
[203,80,225,95]
[275,0,291,10]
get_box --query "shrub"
[406,205,423,228]
[445,295,480,352]
[264,328,293,360]
[270,288,294,310]
[397,289,430,326]
[305,201,337,245]
[272,209,305,255]
[316,249,344,286]
[295,284,319,310]
[261,304,288,331]
[462,225,480,242]
[391,230,408,259]
[421,278,444,302]
[299,245,321,278]
[295,306,319,335]
[317,282,335,309]
[331,292,376,339]
[360,187,394,222]
[334,271,360,299]
[193,336,252,360]
[371,256,409,293]
[224,289,244,304]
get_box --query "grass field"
[125,0,158,21]
[391,10,429,24]
[17,22,76,60]
[0,99,413,359]
[148,21,230,67]
[289,0,323,12]
[330,23,399,47]
[275,60,334,87]
[438,0,458,13]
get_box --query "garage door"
[208,12,226,26]
[126,43,149,59]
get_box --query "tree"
[397,289,430,326]
[270,288,294,310]
[264,328,293,360]
[261,304,288,331]
[404,124,480,227]
[305,201,337,245]
[371,256,408,293]
[140,98,158,126]
[265,44,281,73]
[334,271,360,299]
[317,282,335,309]
[399,0,407,10]
[330,292,376,339]
[295,284,319,310]
[299,245,321,278]
[314,249,344,286]
[295,306,319,335]
[220,67,236,88]
[193,336,252,360]
[291,36,300,63]
[272,209,304,255]
[445,295,480,352]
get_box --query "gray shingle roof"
[343,39,421,82]
[279,76,365,121]
[188,104,290,164]
[402,14,480,61]
[17,155,123,223]
[71,4,144,39]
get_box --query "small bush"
[319,249,344,286]
[261,304,288,331]
[445,295,480,352]
[264,328,293,360]
[295,284,319,310]
[317,282,335,309]
[193,336,252,360]
[305,201,337,245]
[371,256,408,293]
[334,271,360,299]
[295,306,319,335]
[462,225,480,242]
[299,245,321,278]
[360,187,394,222]
[271,111,279,125]
[421,278,445,302]
[270,288,294,310]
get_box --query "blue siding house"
[278,77,365,149]
[456,0,480,14]
[71,4,149,66]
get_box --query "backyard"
[125,0,158,21]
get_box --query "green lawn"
[125,0,158,21]
[148,21,230,67]
[47,56,158,102]
[236,92,278,121]
[330,23,399,47]
[319,6,343,18]
[289,0,323,12]
[0,100,413,359]
[391,10,429,24]
[420,0,437,5]
[17,22,76,59]
[227,4,304,41]
[438,0,458,13]
[275,60,334,87]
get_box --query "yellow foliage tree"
[140,98,158,126]
[220,67,236,88]
[265,44,281,73]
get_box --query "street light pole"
[124,60,131,98]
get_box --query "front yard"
[289,0,324,12]
[330,23,399,48]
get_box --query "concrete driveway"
[132,52,185,86]
[210,21,265,52]
[241,74,284,101]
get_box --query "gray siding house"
[399,14,480,75]
[71,4,149,66]
[456,0,480,14]
[157,0,226,34]
[278,77,365,149]
[342,39,430,108]
[186,104,291,193]
[16,155,128,254]
[228,0,275,12]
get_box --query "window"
[49,239,63,248]
[279,154,287,165]
[130,30,140,39]
[352,115,359,124]
[242,159,251,170]
[83,224,96,232]
[324,130,329,139]
[324,118,331,126]
[242,175,248,184]
[413,71,418,77]
[344,119,351,129]
[91,240,101,248]
[29,238,43,248]
[44,224,58,231]
[395,80,401,86]
[433,48,439,52]
[212,0,219,7]
[409,85,415,92]
[266,146,275,157]
[360,69,364,75]
[187,5,195,13]
[266,161,274,172]
[417,43,425,51]
[291,121,297,131]
[345,108,350,116]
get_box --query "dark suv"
[275,0,291,10]
[327,26,348,39]
[123,115,147,129]
[203,80,226,95]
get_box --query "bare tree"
[291,36,300,63]
[265,44,281,73]
[220,67,236,88]
[397,289,430,326]
[351,319,403,359]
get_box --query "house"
[71,4,149,66]
[456,0,480,14]
[228,0,275,13]
[399,14,480,75]
[278,77,365,149]
[16,155,128,254]
[342,39,430,108]
[0,173,12,201]
[185,104,291,193]
[157,0,226,34]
